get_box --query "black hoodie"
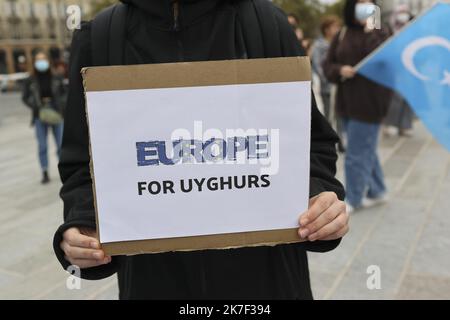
[54,0,345,299]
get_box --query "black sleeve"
[302,93,344,252]
[274,11,345,253]
[55,75,68,115]
[53,22,118,280]
[323,32,343,84]
[21,77,34,109]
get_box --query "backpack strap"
[91,3,128,66]
[234,0,264,59]
[251,0,282,58]
[234,0,284,59]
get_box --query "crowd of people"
[289,0,416,213]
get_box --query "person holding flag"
[323,0,392,213]
[356,2,450,152]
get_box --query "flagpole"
[354,1,445,72]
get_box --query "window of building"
[0,50,7,74]
[12,48,26,73]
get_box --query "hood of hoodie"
[120,0,224,31]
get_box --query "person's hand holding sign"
[61,227,111,268]
[61,192,348,267]
[298,192,349,241]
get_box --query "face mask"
[34,60,50,73]
[355,3,376,22]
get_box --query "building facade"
[0,0,93,75]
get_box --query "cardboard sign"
[82,57,312,256]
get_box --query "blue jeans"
[35,119,63,171]
[344,119,386,207]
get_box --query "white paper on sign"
[86,81,311,243]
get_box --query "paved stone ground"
[1,92,449,300]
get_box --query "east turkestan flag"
[357,2,450,151]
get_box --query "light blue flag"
[357,2,450,151]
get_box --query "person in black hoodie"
[54,0,349,300]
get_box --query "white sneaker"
[362,194,389,209]
[383,126,397,137]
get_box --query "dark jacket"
[22,74,67,125]
[323,26,392,123]
[53,0,345,300]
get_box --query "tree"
[273,0,346,38]
[323,0,345,17]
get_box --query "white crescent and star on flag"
[401,36,450,87]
